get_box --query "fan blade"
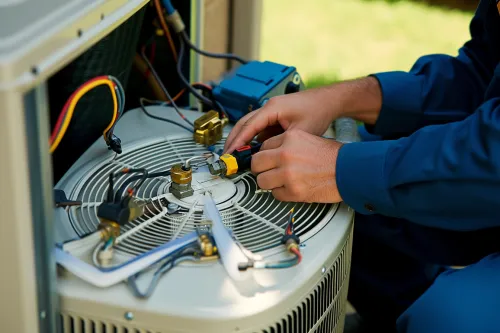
[203,193,250,281]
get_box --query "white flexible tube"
[55,231,199,288]
[203,193,250,281]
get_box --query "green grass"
[259,0,473,88]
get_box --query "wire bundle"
[105,167,154,205]
[151,0,247,118]
[126,241,200,299]
[50,75,125,154]
[109,167,172,204]
[238,208,303,271]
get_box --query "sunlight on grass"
[259,0,473,88]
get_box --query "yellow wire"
[50,79,118,153]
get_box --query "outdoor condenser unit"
[0,1,355,332]
[53,106,354,333]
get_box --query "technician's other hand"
[223,88,340,154]
[251,129,343,203]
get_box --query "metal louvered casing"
[54,106,354,333]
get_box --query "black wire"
[214,100,229,120]
[114,170,172,203]
[140,41,194,128]
[177,36,214,107]
[107,173,115,202]
[105,168,147,203]
[130,168,148,194]
[180,31,248,64]
[176,38,229,121]
[139,98,194,133]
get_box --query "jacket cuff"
[336,140,396,215]
[369,71,424,137]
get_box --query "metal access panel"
[0,0,151,91]
[0,1,148,333]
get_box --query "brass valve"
[198,233,218,257]
[98,219,121,240]
[170,164,193,184]
[193,110,228,146]
[170,164,194,199]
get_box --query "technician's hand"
[224,77,383,154]
[251,129,343,203]
[224,89,339,154]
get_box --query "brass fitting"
[98,219,121,240]
[193,110,228,146]
[285,239,300,252]
[128,198,145,221]
[170,164,194,199]
[170,164,192,184]
[198,233,218,257]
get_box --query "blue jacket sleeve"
[336,97,500,231]
[367,0,498,138]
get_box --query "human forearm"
[327,76,382,125]
[337,98,500,231]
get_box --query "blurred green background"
[260,0,475,88]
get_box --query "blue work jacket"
[336,0,500,231]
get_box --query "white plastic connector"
[98,248,114,268]
[166,10,185,33]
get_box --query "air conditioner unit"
[53,105,354,333]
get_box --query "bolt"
[300,243,306,248]
[124,311,134,321]
[321,266,326,274]
[40,311,46,319]
[167,202,179,214]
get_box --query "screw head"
[40,311,46,319]
[167,202,179,214]
[321,266,326,274]
[300,243,306,248]
[124,311,134,321]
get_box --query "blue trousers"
[348,126,500,332]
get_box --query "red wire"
[50,76,111,143]
[192,82,213,91]
[150,42,156,65]
[290,247,302,264]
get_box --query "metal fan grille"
[67,137,337,256]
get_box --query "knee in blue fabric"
[396,253,500,333]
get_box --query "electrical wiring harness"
[148,0,246,119]
[238,208,302,271]
[50,75,125,154]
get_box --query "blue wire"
[161,0,175,15]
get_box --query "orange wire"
[290,247,302,264]
[166,83,211,104]
[154,0,178,62]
